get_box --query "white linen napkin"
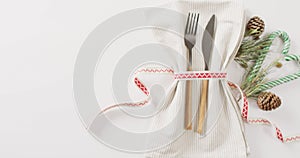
[143,0,249,157]
[87,0,249,157]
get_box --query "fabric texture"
[143,0,249,157]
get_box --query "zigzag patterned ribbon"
[174,71,227,80]
[228,82,300,143]
[98,67,300,143]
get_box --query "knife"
[197,15,217,134]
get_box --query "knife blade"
[202,15,216,70]
[197,15,216,134]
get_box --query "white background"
[0,0,300,157]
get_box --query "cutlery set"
[184,12,216,134]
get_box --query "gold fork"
[184,12,199,130]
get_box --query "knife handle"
[197,79,209,134]
[185,65,193,130]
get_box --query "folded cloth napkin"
[88,0,248,157]
[142,0,249,157]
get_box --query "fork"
[184,12,199,130]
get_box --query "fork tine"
[194,13,200,35]
[189,13,195,34]
[190,13,195,34]
[185,13,191,34]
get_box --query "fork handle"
[197,79,209,134]
[185,49,193,130]
[185,66,193,130]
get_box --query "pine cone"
[247,16,265,38]
[257,92,281,111]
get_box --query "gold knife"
[197,15,217,134]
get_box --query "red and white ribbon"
[174,71,227,80]
[98,67,300,143]
[228,82,300,143]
